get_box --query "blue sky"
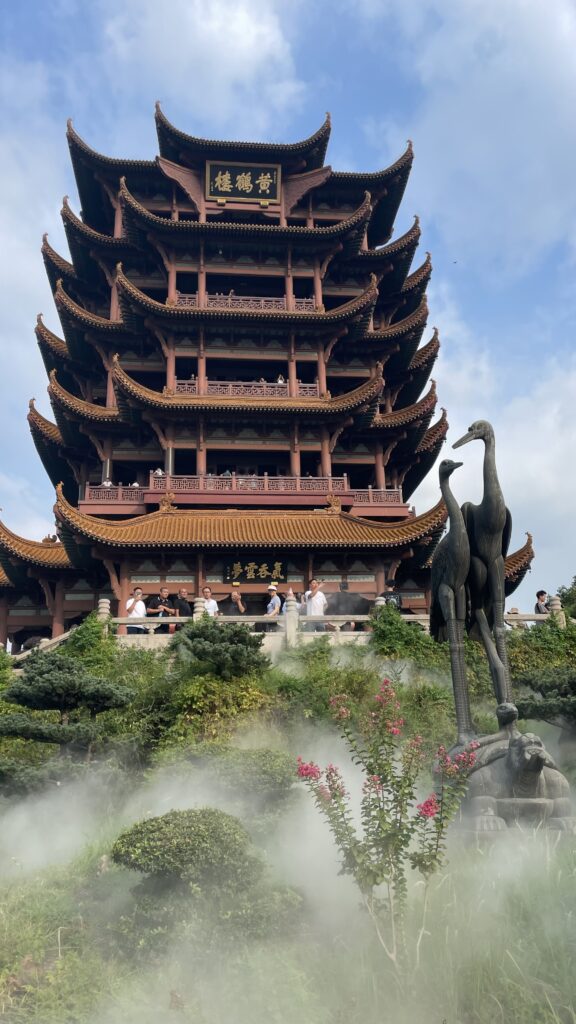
[1,0,575,610]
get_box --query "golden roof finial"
[159,492,176,513]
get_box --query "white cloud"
[413,288,576,609]
[98,0,306,138]
[358,0,576,277]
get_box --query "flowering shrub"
[297,678,478,976]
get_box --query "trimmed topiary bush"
[169,616,269,680]
[111,807,264,892]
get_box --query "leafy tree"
[169,615,268,680]
[514,666,576,733]
[0,650,133,760]
[558,576,576,620]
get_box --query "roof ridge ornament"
[159,492,177,512]
[326,493,341,513]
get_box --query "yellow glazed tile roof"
[28,399,64,444]
[371,381,437,430]
[55,483,448,550]
[49,371,122,423]
[0,519,72,568]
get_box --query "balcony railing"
[174,293,316,312]
[173,379,319,398]
[85,485,145,502]
[83,476,404,506]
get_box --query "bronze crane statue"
[453,419,512,704]
[430,459,475,744]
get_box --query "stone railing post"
[374,596,386,609]
[548,594,566,628]
[284,595,299,648]
[97,598,111,634]
[193,597,206,621]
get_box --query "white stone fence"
[103,594,568,652]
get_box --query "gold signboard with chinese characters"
[224,559,287,584]
[206,162,281,203]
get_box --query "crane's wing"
[502,507,512,558]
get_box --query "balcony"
[80,475,408,517]
[173,379,320,398]
[173,292,316,312]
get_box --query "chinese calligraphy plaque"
[224,559,287,584]
[206,162,281,203]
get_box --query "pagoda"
[0,108,534,648]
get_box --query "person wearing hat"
[264,583,281,630]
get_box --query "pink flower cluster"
[374,679,404,735]
[296,757,321,781]
[362,774,383,796]
[325,763,347,798]
[296,758,347,800]
[435,741,480,778]
[329,693,351,721]
[417,794,440,819]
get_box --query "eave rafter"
[28,398,64,445]
[55,480,447,550]
[48,369,122,425]
[111,354,384,417]
[119,177,372,255]
[370,380,437,431]
[155,103,331,171]
[115,263,379,330]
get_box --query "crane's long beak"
[452,461,463,469]
[453,429,476,449]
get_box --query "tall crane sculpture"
[430,459,475,744]
[452,420,512,705]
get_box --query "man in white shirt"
[301,578,327,631]
[202,585,219,616]
[126,587,147,634]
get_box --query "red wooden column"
[167,261,177,303]
[320,427,332,477]
[166,339,176,391]
[0,597,8,649]
[374,444,385,489]
[52,580,65,638]
[198,243,206,307]
[197,328,207,393]
[317,342,327,395]
[290,424,301,476]
[117,564,131,636]
[285,248,294,311]
[288,333,297,397]
[196,416,207,475]
[313,258,323,308]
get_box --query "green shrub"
[370,604,449,667]
[61,612,117,674]
[169,616,269,680]
[508,618,576,676]
[514,665,576,731]
[111,807,264,892]
[264,637,379,720]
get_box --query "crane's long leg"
[473,606,508,705]
[488,557,512,702]
[439,584,475,744]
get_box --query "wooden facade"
[0,109,534,645]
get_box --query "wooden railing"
[173,379,320,397]
[84,477,405,504]
[174,293,316,312]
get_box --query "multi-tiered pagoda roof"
[0,109,533,647]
